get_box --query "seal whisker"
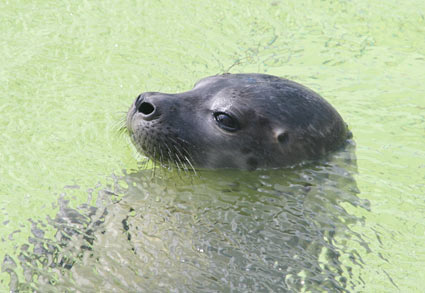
[165,142,187,179]
[183,155,197,175]
[142,155,152,171]
[144,159,151,171]
[163,138,196,181]
[181,150,197,174]
[159,145,167,169]
[169,142,189,173]
[167,143,187,175]
[113,117,129,137]
[178,153,189,172]
[163,141,181,172]
[170,136,196,164]
[167,137,196,174]
[158,145,172,178]
[170,137,196,175]
[152,147,158,179]
[138,156,149,170]
[130,143,149,170]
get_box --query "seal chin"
[127,73,350,170]
[129,118,193,168]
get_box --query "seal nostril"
[138,102,155,115]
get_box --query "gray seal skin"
[127,73,350,170]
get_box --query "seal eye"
[214,112,239,132]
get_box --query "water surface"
[1,0,424,291]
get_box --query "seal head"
[127,73,349,170]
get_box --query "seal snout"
[135,94,158,121]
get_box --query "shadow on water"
[5,141,371,292]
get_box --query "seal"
[126,73,350,170]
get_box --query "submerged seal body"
[127,73,350,170]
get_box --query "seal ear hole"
[277,132,289,144]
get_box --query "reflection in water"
[6,142,370,292]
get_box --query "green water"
[1,0,424,291]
